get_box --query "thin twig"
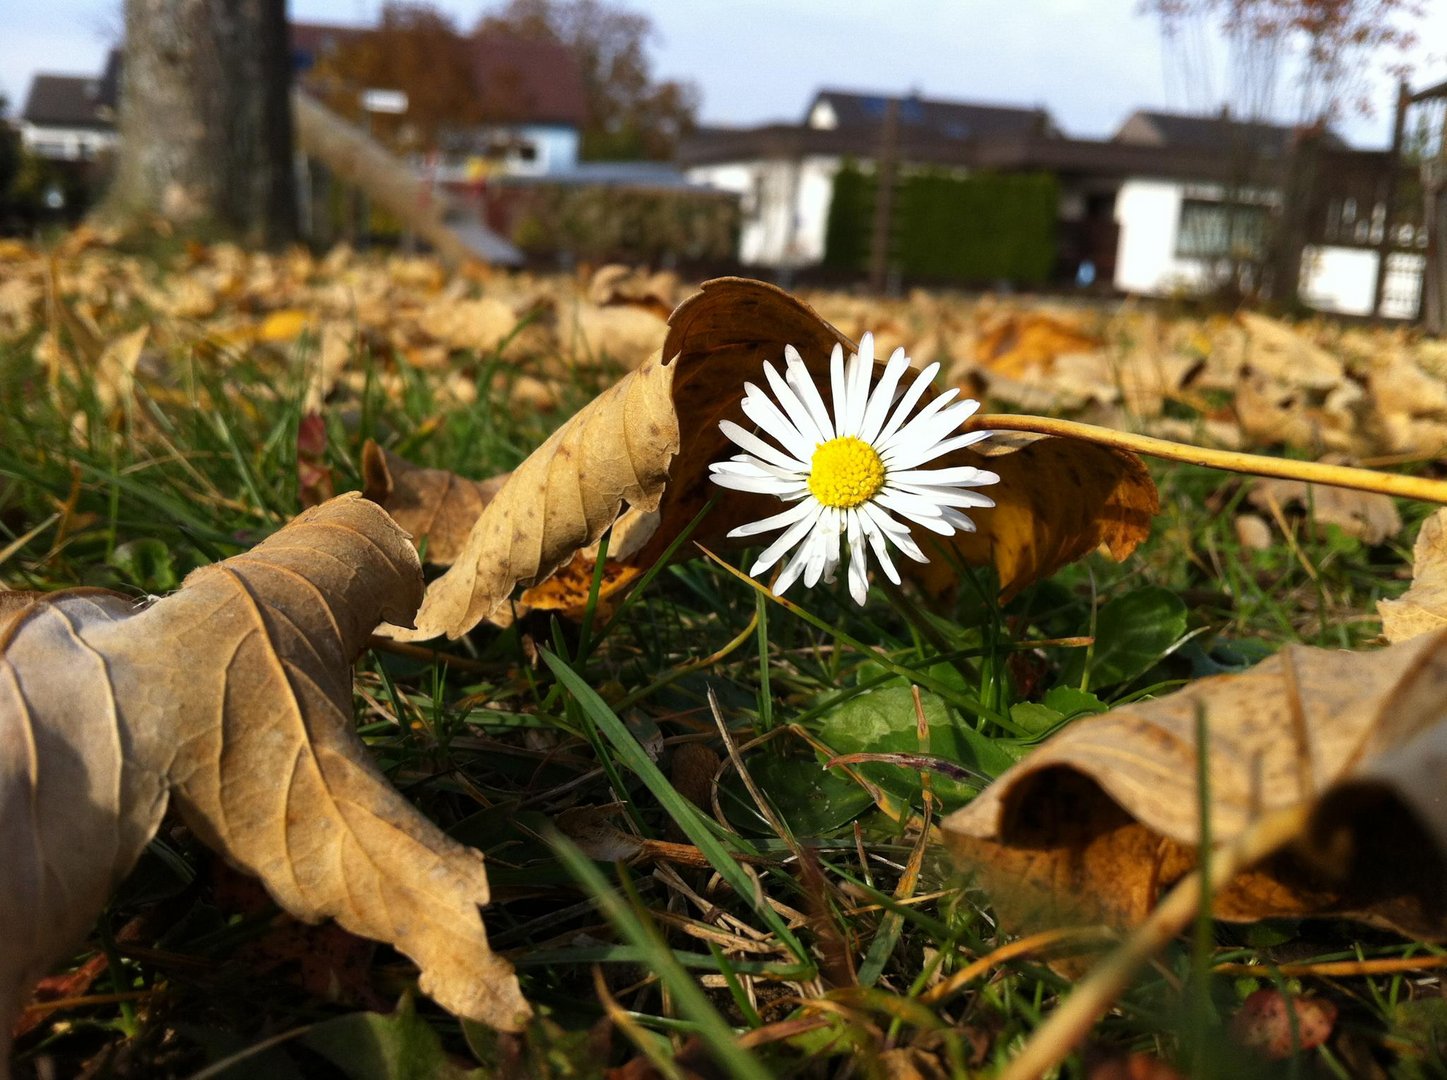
[1213,955,1447,978]
[971,414,1447,504]
[919,926,1118,1006]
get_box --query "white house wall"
[1298,246,1379,316]
[1112,179,1211,295]
[521,125,579,175]
[687,156,840,267]
[19,122,117,162]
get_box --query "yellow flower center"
[808,436,886,509]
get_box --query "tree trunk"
[106,0,296,246]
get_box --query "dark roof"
[1113,109,1346,157]
[807,88,1058,140]
[470,35,587,127]
[677,123,1321,187]
[21,71,115,129]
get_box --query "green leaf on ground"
[300,996,483,1080]
[819,686,1024,808]
[718,753,875,835]
[1062,585,1188,691]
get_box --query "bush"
[824,162,1058,285]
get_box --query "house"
[17,50,120,162]
[681,92,1425,318]
[290,20,587,180]
[460,35,586,177]
[1107,108,1422,317]
[680,90,1063,269]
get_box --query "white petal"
[710,471,809,496]
[785,347,836,441]
[862,502,929,564]
[874,488,947,518]
[890,482,998,510]
[874,361,941,447]
[902,428,995,463]
[710,456,804,481]
[842,333,874,436]
[749,504,821,575]
[846,509,870,604]
[876,491,956,534]
[859,345,912,445]
[764,359,828,445]
[726,497,819,538]
[772,533,814,596]
[855,507,901,584]
[881,402,983,468]
[877,389,962,457]
[741,382,816,462]
[719,420,808,472]
[888,465,997,487]
[804,506,842,588]
[829,343,847,436]
[940,507,978,532]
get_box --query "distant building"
[17,50,120,162]
[681,92,1424,319]
[289,20,587,179]
[1108,108,1421,317]
[681,89,1063,269]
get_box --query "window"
[1176,198,1267,260]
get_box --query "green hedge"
[503,182,739,264]
[823,162,1058,284]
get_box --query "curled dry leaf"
[943,627,1447,941]
[0,494,528,1067]
[384,278,1158,640]
[1379,508,1447,643]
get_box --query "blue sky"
[5,0,1443,149]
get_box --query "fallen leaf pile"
[7,232,1446,464]
[0,494,528,1068]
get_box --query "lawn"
[2,232,1446,1079]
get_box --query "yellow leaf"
[256,307,312,343]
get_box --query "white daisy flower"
[709,333,1000,605]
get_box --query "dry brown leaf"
[361,440,509,566]
[386,278,1157,640]
[588,264,679,320]
[916,432,1157,602]
[417,295,519,353]
[0,495,528,1060]
[1248,477,1403,544]
[1379,509,1447,643]
[974,311,1101,379]
[569,303,670,369]
[1237,311,1343,390]
[943,627,1447,941]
